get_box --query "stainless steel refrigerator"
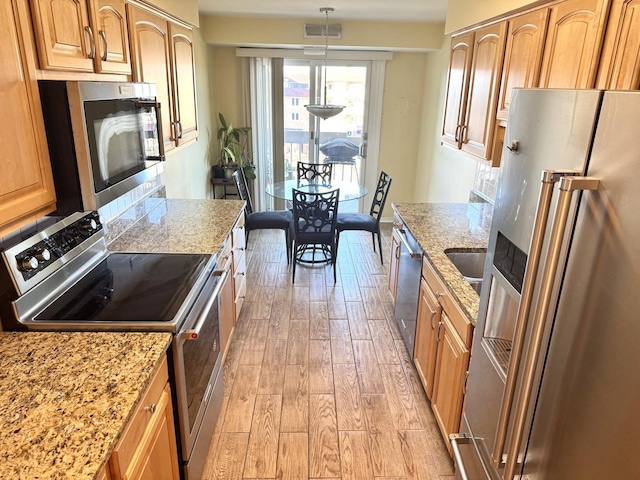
[452,88,640,479]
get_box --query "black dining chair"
[232,168,293,263]
[297,161,333,185]
[291,188,340,283]
[336,171,392,265]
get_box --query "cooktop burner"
[34,253,209,322]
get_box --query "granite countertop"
[392,203,492,325]
[106,198,246,254]
[0,331,172,480]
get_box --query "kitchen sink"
[445,249,487,294]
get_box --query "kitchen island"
[0,331,172,479]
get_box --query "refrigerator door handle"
[503,176,600,479]
[450,433,473,480]
[491,170,579,468]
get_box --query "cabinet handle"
[454,124,461,142]
[395,245,401,259]
[84,26,96,60]
[436,321,443,342]
[458,125,466,149]
[177,120,183,139]
[463,370,470,395]
[144,403,157,414]
[99,30,108,61]
[428,307,438,329]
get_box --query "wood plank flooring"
[202,225,454,480]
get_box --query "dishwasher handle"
[397,229,422,259]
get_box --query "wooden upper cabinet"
[30,0,94,72]
[0,0,56,237]
[498,9,550,120]
[597,0,640,89]
[127,4,176,153]
[30,0,131,74]
[89,0,131,74]
[461,22,507,159]
[538,0,610,88]
[169,23,198,146]
[442,32,474,150]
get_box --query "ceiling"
[197,0,449,23]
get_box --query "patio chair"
[336,171,392,264]
[232,168,293,263]
[291,187,340,283]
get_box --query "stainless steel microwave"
[39,81,165,215]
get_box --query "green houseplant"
[216,113,255,180]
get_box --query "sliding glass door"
[283,59,370,212]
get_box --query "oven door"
[172,267,227,475]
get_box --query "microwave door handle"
[491,170,578,468]
[502,176,600,479]
[179,269,228,340]
[135,100,166,160]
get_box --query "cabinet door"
[431,313,470,452]
[388,227,401,306]
[90,0,131,74]
[461,22,506,159]
[441,32,474,150]
[497,9,549,120]
[30,0,94,71]
[127,5,176,153]
[0,0,56,237]
[538,0,610,88]
[597,0,640,89]
[169,23,198,145]
[414,278,441,399]
[127,385,180,480]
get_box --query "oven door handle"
[179,269,228,340]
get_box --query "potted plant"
[215,113,256,180]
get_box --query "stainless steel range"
[0,211,226,480]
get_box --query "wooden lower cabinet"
[219,237,235,359]
[232,212,247,322]
[414,277,442,399]
[430,312,470,455]
[109,357,180,480]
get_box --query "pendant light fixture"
[305,7,345,120]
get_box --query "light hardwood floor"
[202,224,455,480]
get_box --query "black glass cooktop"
[35,253,210,322]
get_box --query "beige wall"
[201,15,444,51]
[137,0,199,27]
[160,27,214,199]
[416,35,477,203]
[445,0,540,33]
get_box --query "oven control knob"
[80,218,98,233]
[19,256,39,272]
[35,248,51,263]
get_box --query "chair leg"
[376,229,384,265]
[246,228,251,246]
[332,242,337,283]
[284,229,290,264]
[292,242,297,284]
[371,232,376,252]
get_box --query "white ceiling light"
[304,7,345,120]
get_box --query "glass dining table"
[265,179,368,202]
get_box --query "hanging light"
[305,7,345,120]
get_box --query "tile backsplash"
[470,163,500,204]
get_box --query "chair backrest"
[232,168,254,214]
[297,162,333,185]
[292,188,340,241]
[369,171,392,222]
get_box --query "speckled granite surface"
[0,332,172,480]
[106,198,245,254]
[392,203,492,325]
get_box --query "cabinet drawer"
[110,357,169,476]
[422,257,473,347]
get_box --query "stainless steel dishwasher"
[394,223,423,356]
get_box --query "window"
[291,98,299,106]
[292,112,299,120]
